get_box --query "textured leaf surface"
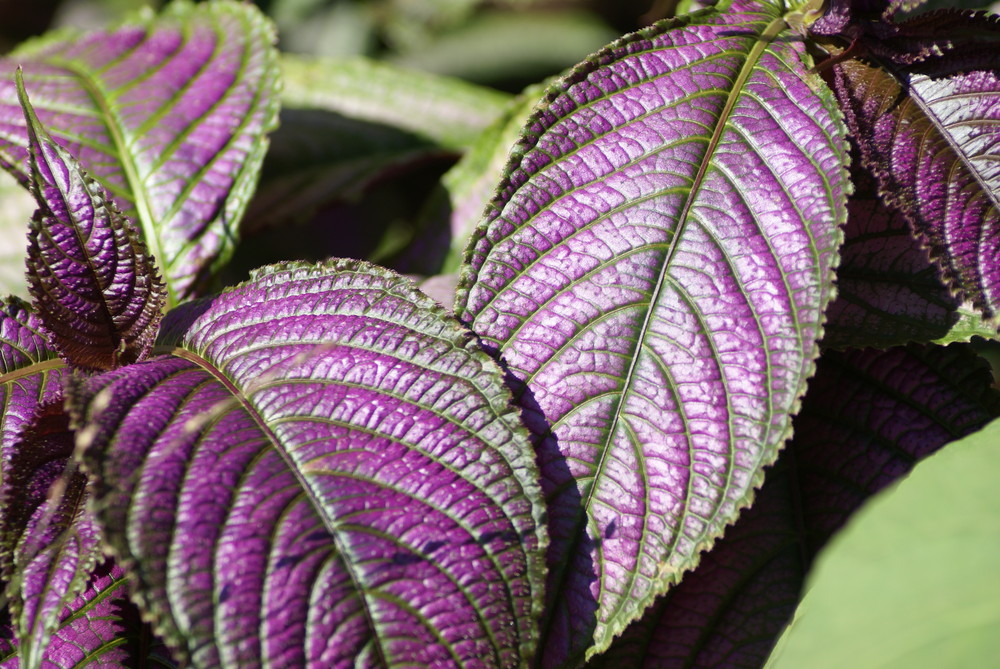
[0,298,144,667]
[766,415,1000,669]
[18,73,164,371]
[820,12,1000,320]
[0,562,178,669]
[0,0,280,305]
[74,260,546,668]
[589,343,1000,668]
[457,3,850,661]
[823,156,993,347]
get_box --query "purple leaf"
[0,1,280,305]
[72,260,547,668]
[823,153,993,347]
[456,3,850,662]
[587,343,1000,668]
[17,72,165,371]
[1,561,178,669]
[0,298,151,667]
[816,10,1000,319]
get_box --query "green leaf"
[765,417,1000,669]
[279,53,512,151]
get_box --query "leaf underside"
[0,0,281,304]
[73,260,547,668]
[457,1,850,662]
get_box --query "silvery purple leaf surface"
[815,10,1000,320]
[588,343,1000,668]
[72,260,546,668]
[18,73,164,371]
[456,2,850,662]
[0,0,280,305]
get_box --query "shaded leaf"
[590,344,1000,668]
[243,108,445,234]
[823,153,994,347]
[18,72,164,371]
[456,3,850,662]
[73,260,547,667]
[766,415,1000,669]
[817,10,1000,319]
[435,81,548,273]
[0,0,281,305]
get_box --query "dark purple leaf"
[72,260,547,668]
[587,343,1000,668]
[823,153,993,347]
[0,1,280,305]
[456,3,850,662]
[17,72,164,371]
[815,11,1000,319]
[0,561,178,669]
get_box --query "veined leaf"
[456,1,850,662]
[0,561,177,668]
[823,155,994,347]
[0,0,281,306]
[0,298,127,668]
[590,344,1000,668]
[18,71,165,371]
[766,415,1000,669]
[73,260,547,668]
[816,10,1000,320]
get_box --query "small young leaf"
[18,72,165,371]
[73,260,547,668]
[456,2,850,661]
[0,0,281,305]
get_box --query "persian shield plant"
[0,0,998,667]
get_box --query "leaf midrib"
[52,59,173,308]
[540,12,791,661]
[163,346,392,668]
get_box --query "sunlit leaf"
[457,2,850,662]
[0,0,281,305]
[73,260,547,667]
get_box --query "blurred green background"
[0,0,683,91]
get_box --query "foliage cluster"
[0,0,997,667]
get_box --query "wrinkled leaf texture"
[0,299,168,668]
[0,0,280,305]
[589,343,1000,668]
[18,72,165,371]
[815,6,1000,321]
[73,260,547,668]
[456,0,850,663]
